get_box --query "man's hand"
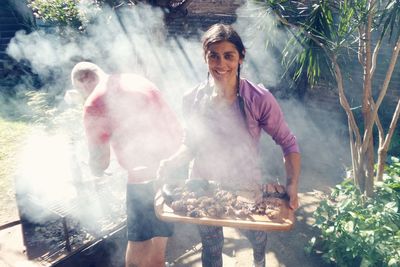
[156,159,173,185]
[156,144,192,187]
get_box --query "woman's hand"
[283,152,301,210]
[286,183,299,210]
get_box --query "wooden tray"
[154,190,295,231]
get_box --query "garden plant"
[252,0,400,265]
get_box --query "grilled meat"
[165,181,287,219]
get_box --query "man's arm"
[88,143,110,176]
[284,152,301,210]
[84,103,111,177]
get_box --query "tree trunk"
[376,148,387,181]
[376,99,400,181]
[356,153,366,193]
[361,0,375,198]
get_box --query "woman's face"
[205,41,243,88]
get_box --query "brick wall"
[186,0,244,15]
[166,13,237,38]
[164,0,244,38]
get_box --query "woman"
[158,23,301,267]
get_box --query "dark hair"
[202,23,246,60]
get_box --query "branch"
[358,26,366,65]
[362,36,400,153]
[375,109,385,145]
[382,99,400,151]
[371,38,382,76]
[370,98,385,145]
[348,121,360,185]
[332,56,362,148]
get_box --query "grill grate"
[18,180,126,265]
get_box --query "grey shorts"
[126,181,174,241]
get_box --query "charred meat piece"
[185,179,210,196]
[251,197,283,218]
[171,200,187,212]
[188,209,203,217]
[234,208,251,218]
[265,209,280,219]
[262,183,287,198]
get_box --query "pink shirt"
[83,73,182,183]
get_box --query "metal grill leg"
[62,217,72,252]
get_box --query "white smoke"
[5,1,349,229]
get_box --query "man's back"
[83,73,182,182]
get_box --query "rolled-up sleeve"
[257,91,300,156]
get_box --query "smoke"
[233,2,350,185]
[233,2,291,87]
[15,131,78,202]
[5,0,349,237]
[6,3,206,234]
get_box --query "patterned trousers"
[197,225,268,267]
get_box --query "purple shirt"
[238,79,299,155]
[182,78,299,186]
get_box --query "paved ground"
[165,165,341,267]
[0,158,342,267]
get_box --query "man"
[70,62,182,267]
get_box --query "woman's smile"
[213,68,230,77]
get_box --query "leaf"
[339,198,352,211]
[326,226,335,234]
[305,237,316,254]
[388,258,399,266]
[344,220,355,233]
[385,201,398,209]
[360,257,372,267]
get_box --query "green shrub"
[27,0,137,29]
[307,160,400,267]
[28,0,83,27]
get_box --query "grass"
[0,116,31,224]
[0,89,84,225]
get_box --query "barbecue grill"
[10,170,128,267]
